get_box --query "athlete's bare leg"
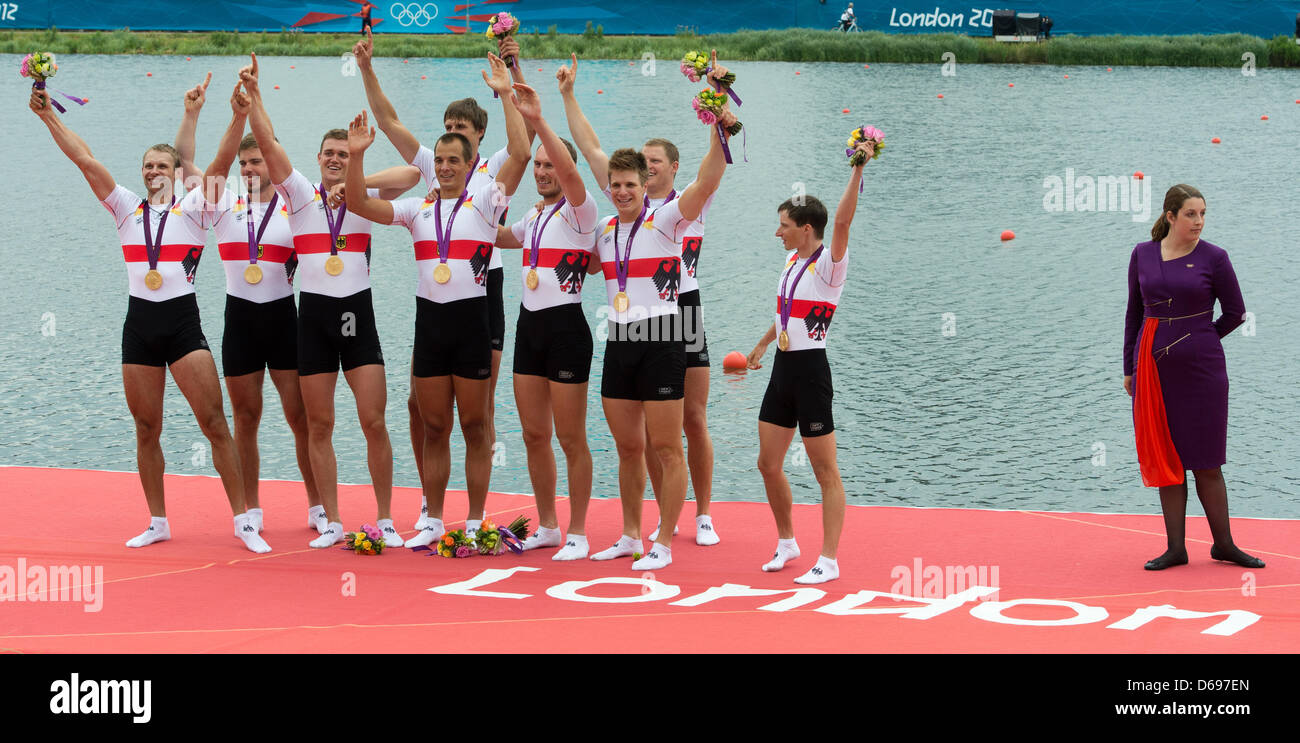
[298,371,340,523]
[683,366,714,516]
[268,368,320,508]
[643,399,686,552]
[170,349,246,514]
[802,432,844,559]
[412,375,455,532]
[551,379,592,537]
[453,374,493,522]
[515,373,558,529]
[602,397,647,540]
[343,363,392,520]
[225,370,265,509]
[757,421,797,539]
[122,363,167,517]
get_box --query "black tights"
[1148,468,1264,569]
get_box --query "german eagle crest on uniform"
[804,304,835,341]
[652,259,680,301]
[555,251,590,294]
[470,243,492,285]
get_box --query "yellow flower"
[846,137,856,147]
[362,540,372,550]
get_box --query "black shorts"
[412,296,492,379]
[601,319,685,401]
[513,303,593,384]
[222,295,298,377]
[759,348,834,437]
[297,289,384,376]
[678,289,710,368]
[122,294,210,367]
[487,266,505,352]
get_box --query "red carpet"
[1,466,1296,653]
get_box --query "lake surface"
[2,54,1297,517]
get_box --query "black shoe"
[1209,545,1265,568]
[1144,552,1188,570]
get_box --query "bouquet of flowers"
[341,524,385,555]
[846,125,885,166]
[485,12,520,67]
[680,50,741,105]
[20,51,87,114]
[436,529,476,558]
[475,515,532,556]
[692,89,742,136]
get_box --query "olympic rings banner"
[2,0,1297,37]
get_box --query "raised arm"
[343,111,395,225]
[240,54,292,185]
[676,53,735,223]
[828,140,874,263]
[174,72,211,184]
[498,36,536,144]
[355,27,421,163]
[30,88,114,201]
[484,53,529,197]
[557,54,609,190]
[512,83,586,208]
[201,81,250,204]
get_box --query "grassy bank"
[3,27,1300,67]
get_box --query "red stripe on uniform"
[122,244,204,262]
[776,298,839,318]
[525,247,589,269]
[601,256,680,281]
[292,233,371,254]
[413,239,491,262]
[218,242,294,263]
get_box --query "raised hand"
[706,49,729,86]
[556,52,577,94]
[852,139,875,162]
[184,71,212,114]
[230,80,251,116]
[238,53,260,93]
[327,182,346,208]
[511,82,542,121]
[29,88,53,117]
[718,108,739,136]
[498,36,521,64]
[482,52,512,96]
[354,25,374,70]
[348,110,375,154]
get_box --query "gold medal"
[525,269,539,290]
[614,291,630,313]
[244,264,263,285]
[325,255,344,276]
[144,269,163,291]
[434,263,452,284]
[778,330,790,352]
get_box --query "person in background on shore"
[353,27,534,533]
[840,3,857,31]
[345,54,530,550]
[360,2,375,35]
[29,77,271,554]
[490,84,599,560]
[746,138,874,584]
[1123,184,1264,571]
[558,52,723,547]
[241,53,422,548]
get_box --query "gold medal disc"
[614,291,630,313]
[325,255,344,276]
[778,330,790,352]
[244,264,263,285]
[434,263,452,284]
[144,269,163,291]
[525,269,539,290]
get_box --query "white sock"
[762,538,801,572]
[126,516,171,548]
[246,507,264,533]
[523,525,562,551]
[552,534,589,561]
[406,518,445,548]
[695,514,719,546]
[794,555,839,584]
[590,535,642,561]
[377,518,404,548]
[632,543,672,570]
[465,519,482,534]
[310,522,344,549]
[414,498,429,530]
[308,505,327,534]
[648,519,679,541]
[235,513,272,554]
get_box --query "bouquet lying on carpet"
[342,524,385,555]
[846,125,885,166]
[436,529,476,558]
[475,516,531,555]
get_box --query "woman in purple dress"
[1123,184,1264,570]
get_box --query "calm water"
[2,55,1297,517]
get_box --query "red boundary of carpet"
[1,466,1296,653]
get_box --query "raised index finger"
[251,52,259,74]
[571,53,578,73]
[202,71,212,90]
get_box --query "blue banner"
[1,1,1296,37]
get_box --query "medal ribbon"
[141,196,175,272]
[779,244,824,338]
[644,189,676,209]
[528,197,566,270]
[319,184,348,256]
[434,188,470,266]
[245,194,279,264]
[464,154,480,186]
[613,203,648,295]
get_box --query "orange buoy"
[289,65,295,69]
[539,67,544,71]
[1008,83,1014,87]
[403,59,409,64]
[146,72,152,77]
[1211,137,1221,144]
[1064,74,1069,79]
[597,89,604,94]
[722,351,747,370]
[1000,230,1015,241]
[795,71,801,75]
[273,85,279,90]
[185,57,191,61]
[842,108,850,114]
[863,64,870,68]
[937,94,944,98]
[1133,171,1144,180]
[421,75,427,80]
[1106,67,1113,71]
[1261,115,1268,120]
